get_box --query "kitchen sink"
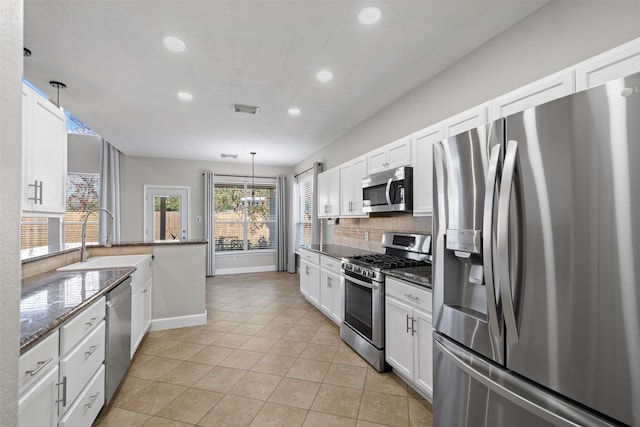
[57,254,151,271]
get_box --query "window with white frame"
[63,173,100,244]
[214,180,277,251]
[296,173,313,248]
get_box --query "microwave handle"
[385,178,393,206]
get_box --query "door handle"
[85,343,101,356]
[25,357,53,376]
[385,178,393,206]
[483,143,502,337]
[497,139,519,346]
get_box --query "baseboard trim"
[214,265,277,275]
[149,311,208,331]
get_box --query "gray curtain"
[288,174,298,273]
[311,162,322,245]
[204,171,215,276]
[99,139,121,242]
[276,176,287,271]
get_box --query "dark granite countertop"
[302,244,377,260]
[383,265,432,289]
[20,267,135,354]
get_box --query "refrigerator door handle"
[497,139,519,345]
[483,144,502,337]
[435,337,612,427]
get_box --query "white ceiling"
[23,1,546,167]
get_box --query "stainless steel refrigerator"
[433,71,640,426]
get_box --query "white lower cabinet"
[299,250,343,325]
[300,255,320,306]
[18,330,60,427]
[58,365,105,427]
[58,321,106,416]
[319,255,342,324]
[385,276,433,399]
[18,365,60,427]
[130,255,153,358]
[58,297,106,426]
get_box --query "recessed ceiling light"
[177,91,193,101]
[358,7,381,25]
[288,107,301,116]
[163,36,186,52]
[316,70,333,83]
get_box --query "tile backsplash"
[329,215,432,253]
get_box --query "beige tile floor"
[94,271,433,427]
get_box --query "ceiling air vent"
[232,104,260,115]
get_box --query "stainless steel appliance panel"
[105,278,132,404]
[433,334,617,427]
[433,122,504,364]
[362,166,413,213]
[502,73,640,425]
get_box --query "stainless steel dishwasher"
[105,276,132,404]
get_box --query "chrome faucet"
[81,207,114,262]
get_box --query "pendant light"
[49,81,66,108]
[242,152,265,206]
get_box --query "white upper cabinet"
[575,37,640,91]
[340,156,368,217]
[489,69,575,121]
[411,123,443,216]
[317,167,340,218]
[367,136,411,174]
[22,83,67,216]
[443,104,488,138]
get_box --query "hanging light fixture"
[241,152,265,206]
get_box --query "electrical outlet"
[364,231,369,241]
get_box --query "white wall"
[120,155,292,247]
[294,1,640,173]
[67,133,101,174]
[0,0,22,424]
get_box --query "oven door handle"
[343,273,379,289]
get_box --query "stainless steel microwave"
[362,166,413,213]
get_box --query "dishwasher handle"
[106,277,132,308]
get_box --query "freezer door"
[433,121,505,363]
[433,333,618,427]
[502,72,640,425]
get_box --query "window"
[214,181,277,251]
[295,174,313,248]
[20,217,49,249]
[63,173,100,244]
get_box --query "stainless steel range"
[340,231,431,372]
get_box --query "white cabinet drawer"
[320,255,340,273]
[386,277,432,313]
[19,330,59,395]
[58,364,105,427]
[59,321,105,414]
[299,249,320,265]
[60,296,105,355]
